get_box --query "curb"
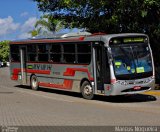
[143,90,160,96]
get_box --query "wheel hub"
[32,78,37,88]
[84,85,93,96]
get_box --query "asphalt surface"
[0,67,160,131]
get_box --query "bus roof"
[9,32,148,45]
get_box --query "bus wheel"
[81,81,94,100]
[30,75,39,90]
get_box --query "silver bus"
[9,32,155,99]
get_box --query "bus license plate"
[133,86,141,90]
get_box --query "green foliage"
[35,14,64,33]
[29,27,42,37]
[0,41,9,62]
[29,14,64,37]
[33,0,160,35]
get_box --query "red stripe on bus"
[63,68,94,81]
[26,69,50,74]
[11,69,21,80]
[39,79,73,90]
[11,68,51,80]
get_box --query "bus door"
[20,46,27,85]
[93,43,105,94]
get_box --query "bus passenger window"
[27,45,36,52]
[62,44,76,64]
[28,54,37,61]
[38,54,48,62]
[10,45,20,62]
[37,44,49,62]
[77,44,91,53]
[11,54,20,62]
[50,44,61,63]
[78,54,91,64]
[63,54,76,63]
[38,44,48,53]
[50,54,61,63]
[50,44,61,53]
[27,45,37,62]
[77,43,91,64]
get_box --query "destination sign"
[123,37,145,43]
[110,36,147,44]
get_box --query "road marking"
[16,89,74,103]
[143,90,160,96]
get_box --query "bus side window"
[27,45,37,62]
[50,54,61,63]
[77,43,91,64]
[37,44,49,62]
[10,45,20,62]
[63,43,76,64]
[50,44,61,63]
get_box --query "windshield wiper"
[132,46,139,65]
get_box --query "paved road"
[0,67,160,128]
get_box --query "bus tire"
[30,75,39,90]
[81,81,94,100]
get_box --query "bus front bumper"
[105,77,155,96]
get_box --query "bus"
[9,32,155,99]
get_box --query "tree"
[35,14,64,33]
[33,0,160,34]
[0,41,9,63]
[33,0,115,33]
[29,14,64,37]
[28,28,41,37]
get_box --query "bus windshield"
[110,43,153,80]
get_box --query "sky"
[0,0,41,41]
